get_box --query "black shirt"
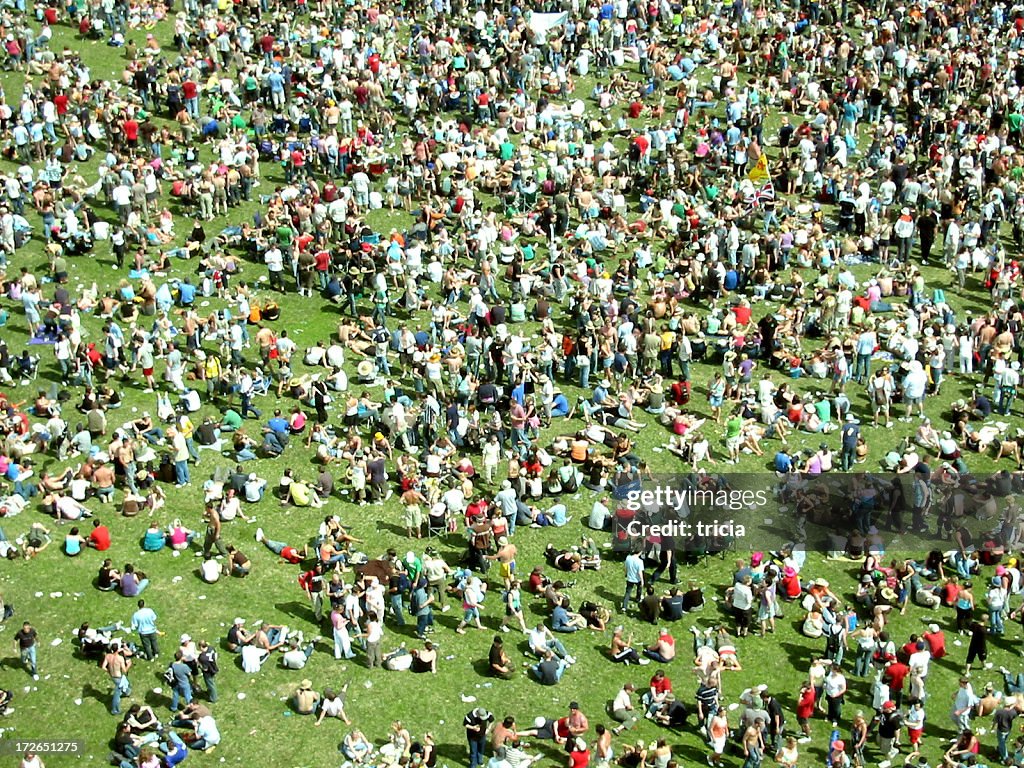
[536,658,560,685]
[488,644,507,674]
[661,595,685,620]
[15,627,37,649]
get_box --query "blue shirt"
[774,452,792,472]
[178,283,196,305]
[624,553,644,584]
[551,605,578,633]
[131,606,158,635]
[267,417,289,433]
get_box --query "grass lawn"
[0,8,1018,768]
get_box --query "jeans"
[468,736,487,768]
[202,672,218,702]
[1005,672,1024,694]
[174,460,189,485]
[743,746,762,768]
[111,675,131,714]
[416,611,434,638]
[266,627,286,647]
[20,645,36,675]
[539,638,568,658]
[389,594,406,626]
[170,679,193,711]
[853,647,873,677]
[644,649,672,663]
[998,730,1011,762]
[139,632,159,660]
[991,609,1005,634]
[578,361,591,390]
[854,352,871,382]
[531,659,566,682]
[622,581,642,611]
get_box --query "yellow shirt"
[660,331,676,351]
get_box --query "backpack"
[163,665,176,685]
[397,572,411,594]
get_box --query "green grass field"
[0,8,1019,768]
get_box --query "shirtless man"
[486,537,518,589]
[92,460,116,503]
[101,642,132,715]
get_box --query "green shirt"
[725,416,742,439]
[222,409,242,430]
[814,400,831,424]
[276,226,295,247]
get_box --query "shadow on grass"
[275,600,315,623]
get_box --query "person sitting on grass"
[293,678,320,715]
[315,684,352,726]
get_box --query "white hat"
[180,634,191,643]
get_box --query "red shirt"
[649,675,672,695]
[182,81,198,99]
[88,525,111,551]
[733,305,752,325]
[884,662,910,692]
[280,546,302,564]
[796,688,815,719]
[53,94,69,115]
[260,34,275,52]
[569,749,590,768]
[780,574,801,599]
[922,630,946,659]
[123,120,139,140]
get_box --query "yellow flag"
[747,153,769,185]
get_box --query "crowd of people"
[4,0,1024,762]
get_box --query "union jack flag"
[744,180,775,209]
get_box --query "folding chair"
[427,505,449,538]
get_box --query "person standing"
[362,612,383,670]
[197,640,219,703]
[301,562,326,623]
[742,718,765,768]
[622,551,644,612]
[14,622,38,680]
[101,642,132,714]
[994,702,1018,763]
[131,599,160,661]
[167,427,190,487]
[168,651,193,712]
[464,708,494,768]
[200,504,227,560]
[840,415,860,472]
[823,663,847,726]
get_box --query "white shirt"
[201,559,222,583]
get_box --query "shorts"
[403,504,422,529]
[710,395,724,407]
[713,737,726,754]
[908,728,922,744]
[904,394,923,406]
[463,607,480,623]
[143,367,154,377]
[727,436,742,451]
[500,560,515,580]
